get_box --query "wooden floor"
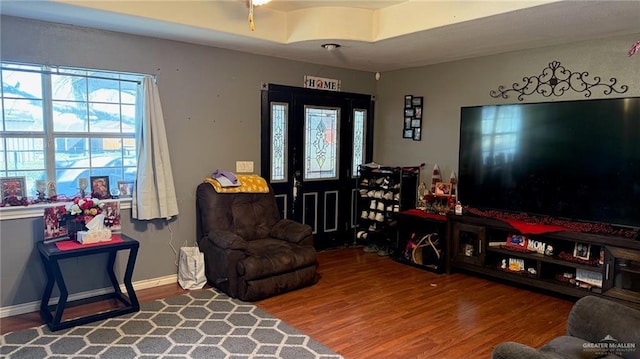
[1,247,574,358]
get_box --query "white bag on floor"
[178,245,206,290]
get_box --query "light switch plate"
[236,161,254,173]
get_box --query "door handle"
[292,170,302,213]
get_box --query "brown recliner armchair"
[196,182,318,301]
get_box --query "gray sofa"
[492,296,640,359]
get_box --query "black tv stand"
[447,213,640,309]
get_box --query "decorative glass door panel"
[270,102,288,183]
[352,109,366,178]
[304,106,339,181]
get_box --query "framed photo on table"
[573,242,591,260]
[1,176,26,198]
[90,176,111,199]
[117,180,134,198]
[434,181,452,196]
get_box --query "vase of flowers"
[66,198,105,241]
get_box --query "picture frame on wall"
[412,96,423,107]
[90,176,111,199]
[402,94,425,140]
[404,108,414,117]
[1,176,26,199]
[404,95,413,108]
[413,127,422,141]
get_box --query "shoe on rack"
[375,212,385,222]
[368,211,376,220]
[377,202,385,211]
[370,200,377,209]
[377,248,390,256]
[361,210,368,219]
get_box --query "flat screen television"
[458,97,640,229]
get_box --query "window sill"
[0,199,132,221]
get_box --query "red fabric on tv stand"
[501,219,567,235]
[55,235,124,251]
[401,209,447,222]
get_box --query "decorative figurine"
[545,244,554,256]
[36,180,47,202]
[417,182,427,209]
[430,164,441,193]
[78,178,88,198]
[455,201,463,215]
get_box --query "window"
[1,62,141,198]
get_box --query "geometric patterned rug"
[0,289,343,359]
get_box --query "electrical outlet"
[235,161,254,173]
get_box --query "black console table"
[37,235,140,331]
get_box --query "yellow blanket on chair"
[204,174,270,193]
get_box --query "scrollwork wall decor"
[490,61,628,101]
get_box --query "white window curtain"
[132,76,179,220]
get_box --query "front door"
[261,84,374,249]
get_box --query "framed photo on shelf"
[117,180,134,198]
[411,96,423,107]
[1,176,26,198]
[90,176,111,199]
[404,95,413,108]
[404,117,412,129]
[434,181,452,196]
[411,119,421,128]
[573,242,591,260]
[403,129,413,139]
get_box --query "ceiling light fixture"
[321,43,341,52]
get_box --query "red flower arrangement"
[66,197,105,223]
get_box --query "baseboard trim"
[0,274,178,319]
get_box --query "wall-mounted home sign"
[304,75,341,91]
